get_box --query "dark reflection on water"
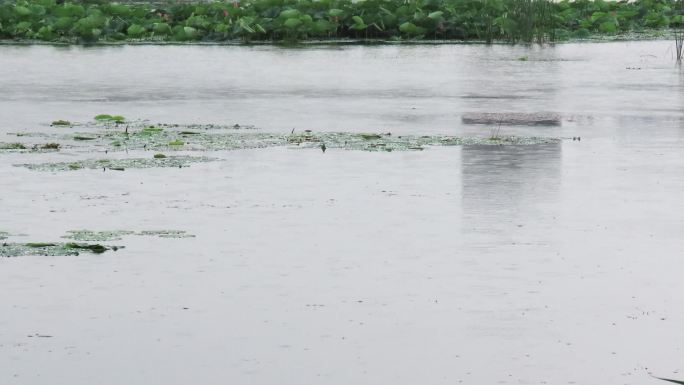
[460,143,562,244]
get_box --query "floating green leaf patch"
[1,242,120,257]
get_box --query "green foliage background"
[0,0,682,43]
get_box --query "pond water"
[1,41,683,385]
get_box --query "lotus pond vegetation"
[0,0,682,44]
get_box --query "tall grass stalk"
[676,29,683,62]
[506,0,554,43]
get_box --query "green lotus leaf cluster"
[10,121,562,155]
[0,0,681,43]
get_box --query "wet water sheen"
[1,41,684,385]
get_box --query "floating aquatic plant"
[73,135,97,141]
[139,126,164,136]
[16,121,562,155]
[137,230,196,239]
[94,114,125,123]
[63,230,135,242]
[63,229,196,241]
[64,243,110,254]
[1,242,119,257]
[38,143,60,150]
[15,155,215,172]
[1,142,61,152]
[0,142,27,150]
[51,120,71,126]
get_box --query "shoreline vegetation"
[1,0,682,44]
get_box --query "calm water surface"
[0,41,683,385]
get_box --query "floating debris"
[38,143,60,150]
[73,135,97,141]
[462,112,562,126]
[0,142,27,150]
[137,230,195,239]
[27,333,53,338]
[1,142,62,152]
[26,242,57,248]
[65,243,110,254]
[62,229,195,241]
[15,156,215,172]
[62,230,135,242]
[1,242,120,257]
[359,133,383,140]
[51,120,71,126]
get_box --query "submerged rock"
[462,112,562,126]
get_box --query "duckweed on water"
[63,230,135,242]
[1,242,119,257]
[284,131,560,151]
[16,155,215,172]
[101,124,560,152]
[0,142,61,152]
[137,230,196,239]
[10,121,561,154]
[63,229,196,241]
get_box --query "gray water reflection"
[1,41,684,385]
[461,143,562,246]
[1,41,682,136]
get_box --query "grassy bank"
[1,0,682,43]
